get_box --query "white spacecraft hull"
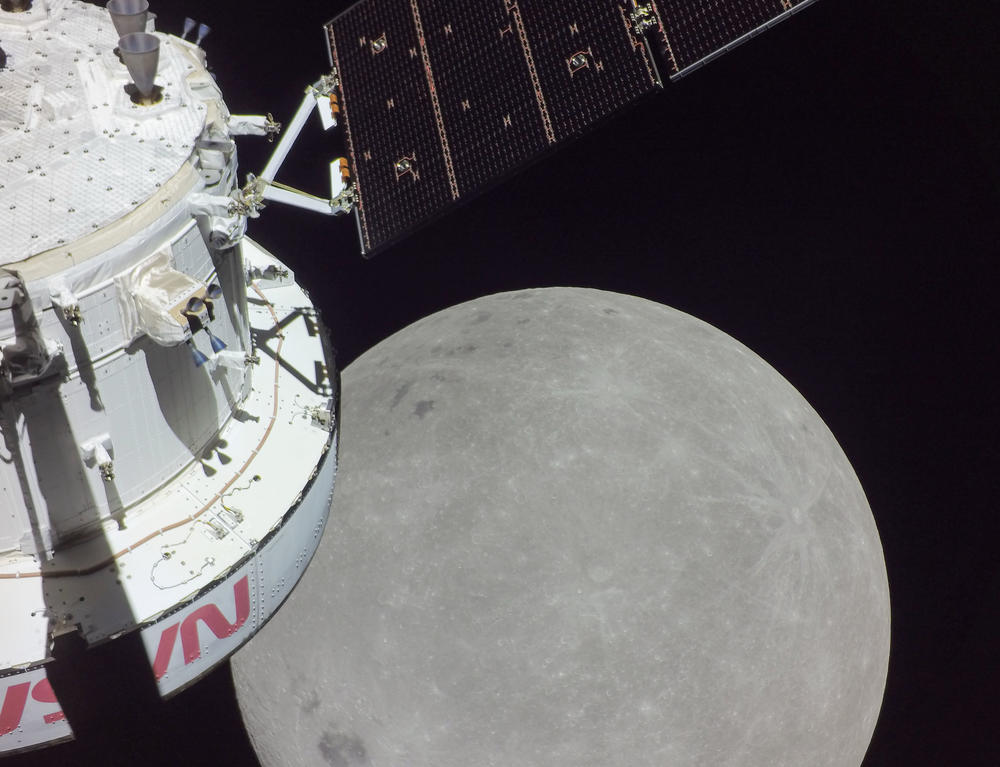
[0,1,340,751]
[0,238,339,753]
[1,435,336,751]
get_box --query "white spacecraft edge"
[0,0,342,753]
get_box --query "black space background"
[8,0,1000,764]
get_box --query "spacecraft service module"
[0,0,338,753]
[0,0,886,760]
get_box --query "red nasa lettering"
[0,683,30,737]
[0,677,63,738]
[151,575,250,680]
[1,576,249,741]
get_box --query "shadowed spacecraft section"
[324,0,820,255]
[0,0,339,754]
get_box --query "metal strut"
[236,71,355,217]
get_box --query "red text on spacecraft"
[151,575,251,680]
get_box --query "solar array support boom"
[245,74,353,217]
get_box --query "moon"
[232,288,890,766]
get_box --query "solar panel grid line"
[644,0,680,74]
[518,0,662,140]
[507,1,558,145]
[418,5,549,195]
[409,0,460,201]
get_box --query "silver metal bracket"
[308,404,334,433]
[629,2,657,35]
[311,69,340,97]
[202,518,229,540]
[50,283,83,326]
[330,182,356,215]
[81,434,115,482]
[264,112,281,143]
[230,174,267,218]
[1,268,63,389]
[62,305,82,326]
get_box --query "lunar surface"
[233,288,890,767]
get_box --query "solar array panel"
[324,0,819,255]
[326,0,662,254]
[653,0,818,77]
